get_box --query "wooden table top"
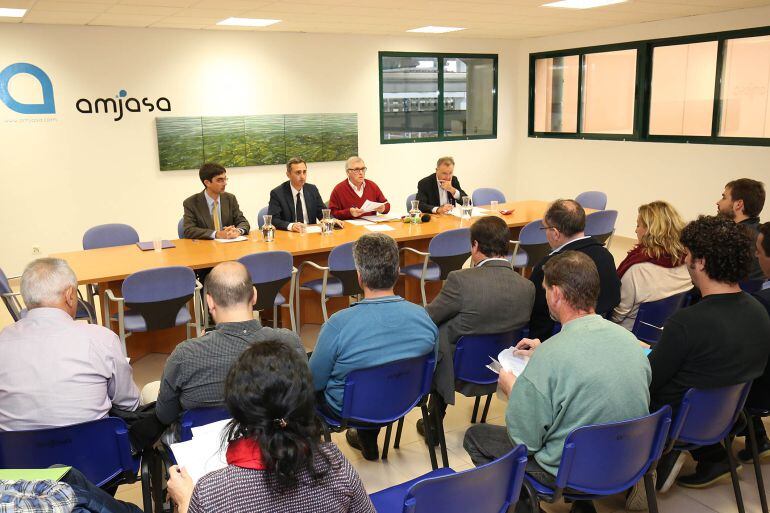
[51,200,552,284]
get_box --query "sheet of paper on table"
[346,219,374,226]
[214,236,248,243]
[360,213,401,223]
[303,225,322,233]
[364,224,396,232]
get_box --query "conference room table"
[51,200,553,359]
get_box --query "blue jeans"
[61,467,143,513]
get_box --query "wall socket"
[32,246,40,255]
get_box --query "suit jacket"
[268,181,327,231]
[750,287,770,409]
[182,190,250,240]
[425,259,535,404]
[415,173,468,214]
[528,237,621,341]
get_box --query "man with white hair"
[328,156,390,220]
[0,258,140,431]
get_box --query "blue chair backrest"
[123,266,196,303]
[0,417,138,487]
[257,206,269,228]
[632,292,687,344]
[177,217,185,239]
[575,191,607,211]
[429,228,471,258]
[0,267,19,322]
[669,383,752,447]
[585,210,618,238]
[405,444,529,513]
[180,407,231,442]
[454,331,523,385]
[329,242,356,272]
[739,279,764,294]
[514,220,550,268]
[471,188,506,206]
[406,193,417,212]
[82,223,139,250]
[554,406,672,495]
[340,352,435,424]
[239,251,294,311]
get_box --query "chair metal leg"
[419,278,427,307]
[747,413,769,513]
[321,296,328,322]
[644,471,660,513]
[421,403,438,470]
[321,420,331,443]
[523,479,541,513]
[471,396,481,424]
[394,417,404,449]
[432,398,449,468]
[273,305,278,328]
[480,394,492,424]
[725,436,746,513]
[382,423,393,460]
[140,453,153,513]
[296,280,302,335]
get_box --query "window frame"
[528,25,770,147]
[379,51,498,144]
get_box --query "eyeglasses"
[347,167,367,174]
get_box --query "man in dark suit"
[528,199,620,341]
[268,157,328,231]
[419,216,535,441]
[182,163,250,240]
[415,156,468,214]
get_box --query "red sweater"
[328,179,391,220]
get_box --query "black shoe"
[346,429,379,461]
[738,435,770,463]
[416,418,439,447]
[676,460,741,489]
[568,500,597,513]
[656,450,685,493]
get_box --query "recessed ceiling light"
[0,8,26,17]
[407,26,465,34]
[217,17,281,27]
[542,0,627,9]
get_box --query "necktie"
[212,200,221,231]
[296,192,304,223]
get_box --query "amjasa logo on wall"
[0,61,172,122]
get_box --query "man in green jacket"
[463,251,651,513]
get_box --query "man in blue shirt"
[309,233,438,460]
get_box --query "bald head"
[544,199,586,237]
[204,261,254,309]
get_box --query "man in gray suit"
[182,163,250,240]
[420,216,535,439]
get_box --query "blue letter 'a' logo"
[0,63,55,115]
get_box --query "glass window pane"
[649,41,717,136]
[442,57,495,137]
[381,56,439,140]
[533,56,579,133]
[719,35,770,138]
[581,49,637,134]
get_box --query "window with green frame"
[379,52,498,144]
[528,25,770,147]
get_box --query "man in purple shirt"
[0,258,140,431]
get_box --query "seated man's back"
[0,259,139,431]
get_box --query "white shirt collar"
[348,179,365,192]
[550,235,591,255]
[204,190,218,207]
[290,183,303,196]
[762,280,770,291]
[476,257,511,267]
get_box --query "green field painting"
[156,113,357,171]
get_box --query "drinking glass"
[321,209,333,235]
[490,200,499,212]
[262,215,275,242]
[461,196,473,219]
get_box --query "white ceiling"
[1,0,769,39]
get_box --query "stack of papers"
[214,235,248,243]
[169,419,231,484]
[497,347,530,376]
[360,213,401,223]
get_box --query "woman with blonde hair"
[612,201,693,330]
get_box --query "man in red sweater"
[329,156,391,220]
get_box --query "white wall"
[0,25,515,275]
[512,5,770,239]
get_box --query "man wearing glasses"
[528,199,620,341]
[328,156,390,220]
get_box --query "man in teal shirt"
[309,233,438,461]
[463,251,651,513]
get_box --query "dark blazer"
[750,287,770,409]
[182,190,250,240]
[415,173,467,213]
[426,259,535,405]
[267,181,327,231]
[528,237,621,341]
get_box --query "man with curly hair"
[651,215,770,492]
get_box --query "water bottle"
[262,214,275,242]
[409,199,422,224]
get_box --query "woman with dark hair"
[167,340,374,513]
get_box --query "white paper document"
[360,213,401,223]
[214,235,248,243]
[364,224,395,232]
[360,200,388,212]
[449,207,490,218]
[346,219,374,226]
[497,347,530,377]
[169,419,230,484]
[303,225,322,233]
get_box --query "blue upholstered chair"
[179,406,231,442]
[509,220,550,269]
[104,265,202,356]
[406,193,417,212]
[401,228,471,306]
[575,191,607,211]
[523,407,672,513]
[471,188,506,206]
[585,210,618,249]
[370,444,528,513]
[257,206,269,228]
[177,217,185,239]
[238,251,297,332]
